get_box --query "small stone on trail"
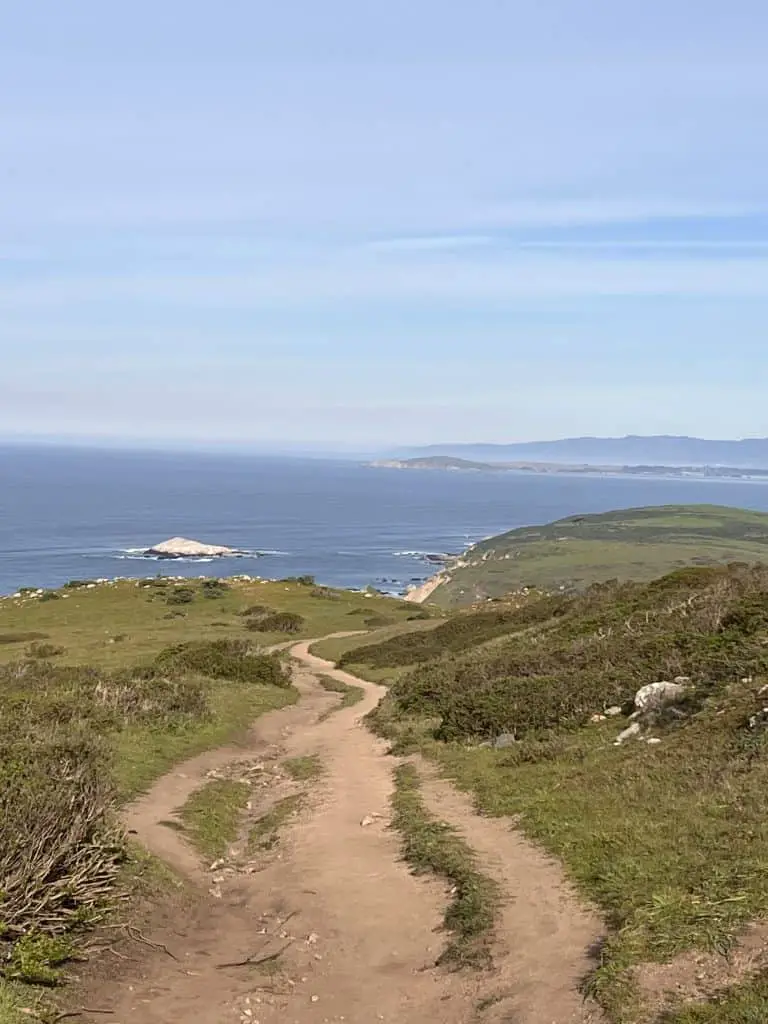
[360,815,375,827]
[590,713,607,723]
[604,706,623,717]
[646,737,662,745]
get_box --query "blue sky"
[2,0,767,449]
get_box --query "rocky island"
[145,537,243,559]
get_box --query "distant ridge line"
[395,435,768,469]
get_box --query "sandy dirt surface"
[78,640,604,1024]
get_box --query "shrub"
[63,580,97,590]
[245,611,305,634]
[155,639,292,687]
[166,586,195,606]
[0,655,217,981]
[340,596,570,670]
[0,731,124,967]
[25,642,66,659]
[200,578,230,599]
[39,591,62,602]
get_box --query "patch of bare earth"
[75,640,606,1024]
[634,920,768,1021]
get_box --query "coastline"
[404,570,450,604]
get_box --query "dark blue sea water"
[3,444,768,597]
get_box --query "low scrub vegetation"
[340,594,568,670]
[155,638,291,687]
[0,638,293,989]
[371,564,768,1020]
[245,610,305,634]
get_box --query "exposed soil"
[76,639,605,1024]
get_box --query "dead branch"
[216,940,293,970]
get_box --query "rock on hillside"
[145,537,239,559]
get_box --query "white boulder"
[634,680,688,713]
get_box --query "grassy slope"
[433,504,768,606]
[0,577,413,669]
[309,615,442,682]
[357,563,768,1021]
[0,577,409,1020]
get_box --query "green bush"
[39,591,62,602]
[165,586,195,606]
[200,578,230,599]
[155,639,292,687]
[245,611,305,634]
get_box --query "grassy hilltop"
[432,504,768,606]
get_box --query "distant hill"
[427,504,768,606]
[396,436,768,468]
[373,456,768,480]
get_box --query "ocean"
[3,444,768,597]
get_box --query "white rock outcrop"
[145,537,237,558]
[634,680,689,714]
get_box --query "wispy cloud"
[5,253,768,311]
[475,199,766,229]
[365,234,493,252]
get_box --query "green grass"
[310,618,443,684]
[0,982,35,1024]
[0,577,414,670]
[113,680,296,798]
[177,779,251,862]
[391,762,499,968]
[433,505,768,606]
[248,794,304,852]
[317,674,365,720]
[283,754,323,781]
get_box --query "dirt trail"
[85,639,604,1024]
[417,767,604,1023]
